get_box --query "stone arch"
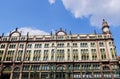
[1,66,12,79]
[56,65,65,71]
[9,28,21,37]
[13,67,20,72]
[2,66,12,72]
[13,66,20,79]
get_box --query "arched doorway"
[1,66,12,79]
[56,65,65,79]
[13,67,20,79]
[103,66,111,78]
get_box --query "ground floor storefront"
[0,62,120,79]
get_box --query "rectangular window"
[2,37,7,41]
[19,44,24,48]
[91,42,95,47]
[11,37,17,41]
[57,49,64,61]
[57,43,64,48]
[27,44,32,48]
[0,50,4,61]
[67,49,70,60]
[100,48,106,60]
[24,50,31,61]
[16,50,23,61]
[51,49,54,60]
[34,44,42,48]
[6,50,15,61]
[0,44,6,48]
[9,44,16,49]
[44,44,49,48]
[33,50,41,61]
[51,43,54,47]
[43,50,49,61]
[80,43,88,47]
[73,43,77,47]
[99,42,104,47]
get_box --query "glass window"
[80,43,88,47]
[16,50,23,61]
[57,43,64,48]
[44,44,49,48]
[19,44,24,48]
[90,42,95,47]
[11,37,17,41]
[33,50,41,61]
[0,44,5,48]
[73,43,77,47]
[27,44,32,48]
[9,44,16,49]
[99,42,104,47]
[34,44,42,48]
[43,50,49,61]
[24,50,31,61]
[6,50,15,61]
[0,50,4,61]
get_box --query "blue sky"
[0,0,120,55]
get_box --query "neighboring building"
[0,19,120,79]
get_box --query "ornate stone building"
[0,19,120,79]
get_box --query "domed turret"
[102,19,111,34]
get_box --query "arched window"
[14,67,20,72]
[57,65,65,71]
[3,66,12,72]
[13,67,20,79]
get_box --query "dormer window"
[56,28,66,36]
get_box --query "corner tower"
[102,19,111,34]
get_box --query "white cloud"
[61,0,120,28]
[18,27,49,35]
[48,0,56,5]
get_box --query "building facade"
[0,19,120,79]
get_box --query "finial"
[102,19,108,26]
[94,30,96,34]
[60,27,62,31]
[16,28,18,31]
[70,31,72,35]
[2,33,4,37]
[103,19,105,22]
[50,31,52,36]
[27,32,29,37]
[65,29,66,32]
